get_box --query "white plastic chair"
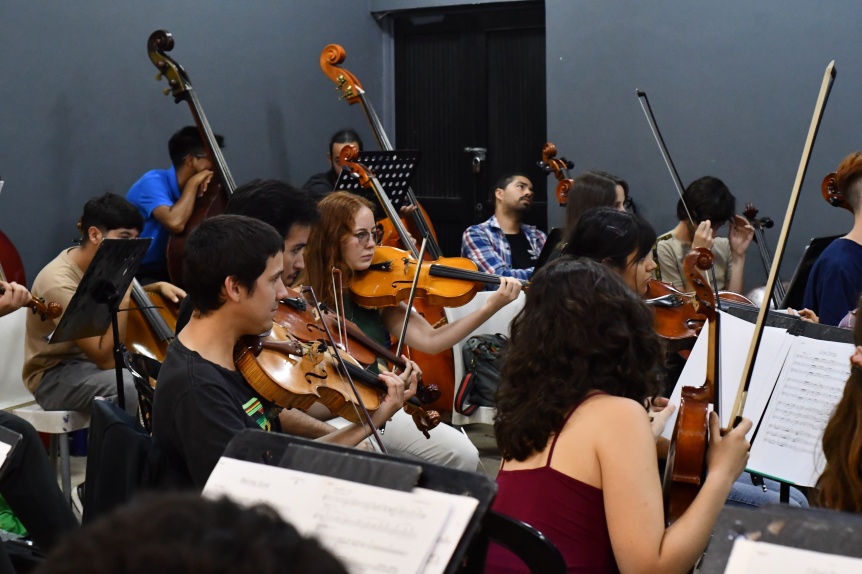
[0,309,90,504]
[445,291,525,426]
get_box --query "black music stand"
[334,150,422,211]
[220,430,496,574]
[701,504,862,573]
[50,238,151,411]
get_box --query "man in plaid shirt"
[461,174,547,284]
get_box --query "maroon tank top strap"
[546,390,607,467]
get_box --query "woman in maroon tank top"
[489,258,751,574]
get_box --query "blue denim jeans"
[726,472,808,507]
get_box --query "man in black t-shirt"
[150,215,413,490]
[461,174,547,284]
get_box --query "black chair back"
[462,511,566,573]
[82,398,151,525]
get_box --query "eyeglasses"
[353,226,383,246]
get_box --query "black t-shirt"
[150,339,281,490]
[506,231,536,271]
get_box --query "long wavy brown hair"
[299,191,376,309]
[816,298,862,511]
[494,257,664,461]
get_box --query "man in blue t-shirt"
[126,126,224,283]
[803,151,862,326]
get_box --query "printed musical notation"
[204,457,479,574]
[749,337,853,487]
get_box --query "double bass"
[147,30,236,287]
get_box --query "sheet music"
[748,337,852,487]
[662,312,793,441]
[204,457,477,574]
[724,538,862,573]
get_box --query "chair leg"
[58,433,71,506]
[48,435,58,476]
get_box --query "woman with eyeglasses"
[298,191,521,468]
[653,176,754,294]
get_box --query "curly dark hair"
[494,258,663,461]
[36,492,348,574]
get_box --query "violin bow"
[394,238,429,357]
[636,89,722,299]
[301,285,388,453]
[729,61,836,431]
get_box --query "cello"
[147,30,236,287]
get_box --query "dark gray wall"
[546,0,862,292]
[0,1,385,279]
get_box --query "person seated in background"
[816,295,862,512]
[653,176,753,294]
[488,257,751,573]
[301,128,363,202]
[23,193,184,416]
[150,215,414,489]
[543,170,629,265]
[35,492,348,574]
[562,170,628,235]
[461,174,546,283]
[803,151,862,326]
[126,125,225,284]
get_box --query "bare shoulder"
[573,394,653,442]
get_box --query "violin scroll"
[539,142,575,207]
[821,171,853,212]
[683,247,716,321]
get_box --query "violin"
[320,44,442,261]
[663,248,719,525]
[645,279,751,351]
[742,203,787,307]
[351,245,525,309]
[538,143,575,206]
[277,286,441,405]
[235,303,441,438]
[148,30,236,286]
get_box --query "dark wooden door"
[392,3,547,257]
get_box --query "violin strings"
[302,285,387,454]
